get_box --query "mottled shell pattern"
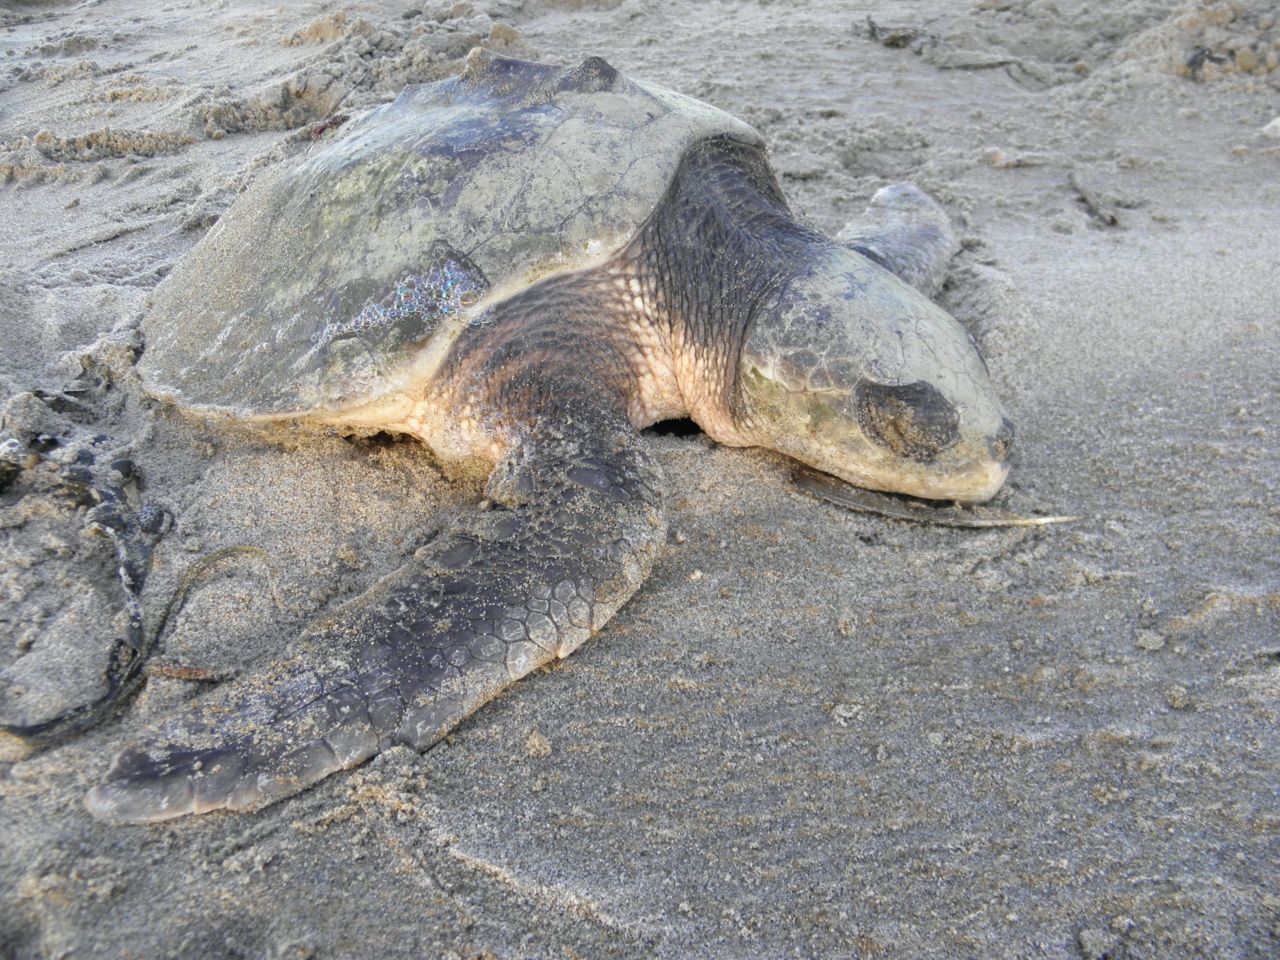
[139,50,761,419]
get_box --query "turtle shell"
[139,50,763,421]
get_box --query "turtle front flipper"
[86,415,664,823]
[835,183,958,296]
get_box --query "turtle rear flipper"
[836,183,958,296]
[87,413,664,823]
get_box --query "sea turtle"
[87,50,1015,823]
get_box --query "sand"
[1,0,1277,957]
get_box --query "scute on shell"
[139,49,763,421]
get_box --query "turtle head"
[732,248,1013,504]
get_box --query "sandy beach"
[1,0,1278,957]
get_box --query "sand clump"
[857,1,1280,90]
[199,6,528,138]
[2,4,529,177]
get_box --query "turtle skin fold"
[87,413,663,823]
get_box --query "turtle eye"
[459,291,479,307]
[855,379,960,462]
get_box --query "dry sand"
[1,0,1278,957]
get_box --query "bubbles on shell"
[313,261,483,348]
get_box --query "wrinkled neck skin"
[622,137,825,445]
[414,136,802,463]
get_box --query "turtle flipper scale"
[87,417,664,823]
[836,183,958,296]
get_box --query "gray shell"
[139,50,762,419]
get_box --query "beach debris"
[793,467,1076,529]
[0,385,169,749]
